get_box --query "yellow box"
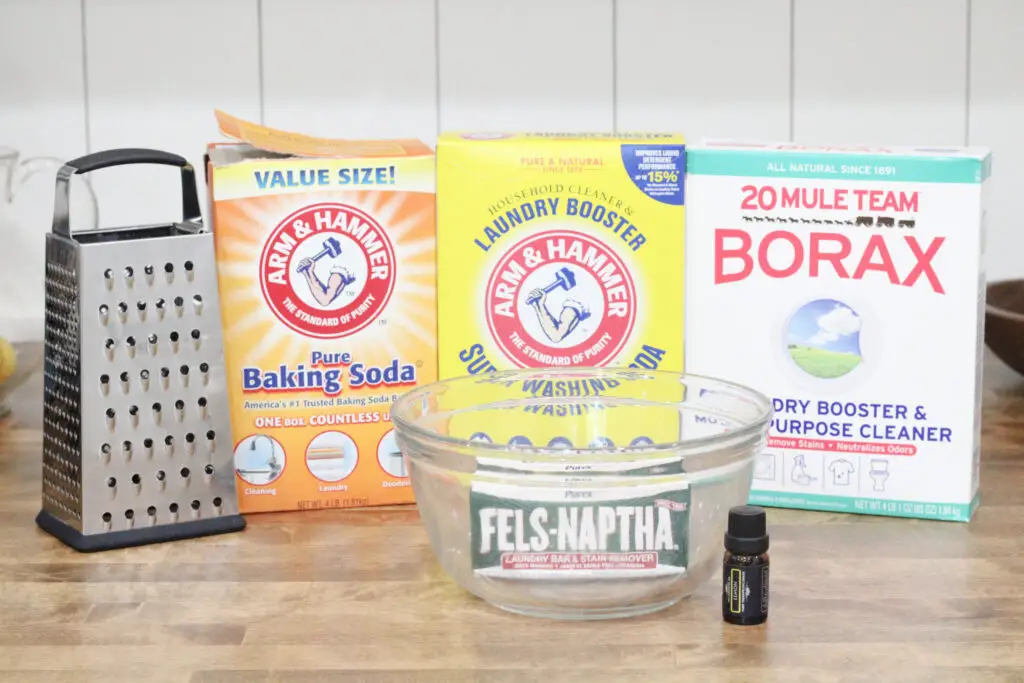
[437,133,687,380]
[206,111,437,513]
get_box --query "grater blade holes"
[144,265,155,285]
[123,267,134,288]
[103,268,114,288]
[184,261,194,282]
[107,477,116,488]
[155,470,166,481]
[98,304,109,325]
[180,364,190,387]
[104,338,115,360]
[192,294,203,315]
[99,374,110,396]
[147,505,156,515]
[117,302,128,323]
[164,262,174,284]
[190,329,201,350]
[169,502,178,512]
[155,298,166,320]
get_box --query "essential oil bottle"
[722,504,770,625]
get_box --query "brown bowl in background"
[986,279,1024,376]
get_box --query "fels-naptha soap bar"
[437,132,686,378]
[206,110,436,513]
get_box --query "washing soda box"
[436,132,687,450]
[206,110,436,513]
[684,140,990,521]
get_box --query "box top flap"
[437,132,685,145]
[692,139,990,160]
[209,109,434,164]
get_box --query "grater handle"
[52,148,202,237]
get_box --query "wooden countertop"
[2,347,1024,682]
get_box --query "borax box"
[437,133,687,381]
[206,110,437,513]
[684,141,990,522]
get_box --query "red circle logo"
[485,230,636,367]
[259,202,396,339]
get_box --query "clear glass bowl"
[391,367,772,620]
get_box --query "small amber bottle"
[722,504,770,625]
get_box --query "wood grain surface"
[2,347,1024,682]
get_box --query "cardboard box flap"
[213,109,433,160]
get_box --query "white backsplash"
[1,0,1022,340]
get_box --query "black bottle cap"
[724,505,769,555]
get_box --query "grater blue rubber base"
[35,509,246,553]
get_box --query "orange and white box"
[205,110,437,513]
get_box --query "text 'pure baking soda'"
[437,133,687,383]
[685,141,990,521]
[206,110,436,513]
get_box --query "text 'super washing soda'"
[685,140,991,521]
[437,133,687,382]
[206,111,436,513]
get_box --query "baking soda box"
[685,141,990,522]
[437,133,687,382]
[206,110,436,513]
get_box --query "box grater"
[35,148,246,551]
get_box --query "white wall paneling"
[616,0,791,140]
[438,0,614,131]
[792,0,969,145]
[84,0,261,228]
[969,0,1024,283]
[0,0,88,341]
[262,0,437,144]
[3,0,1024,338]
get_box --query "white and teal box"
[683,141,991,522]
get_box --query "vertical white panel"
[969,0,1024,280]
[85,0,261,227]
[262,0,437,145]
[616,0,791,140]
[439,0,614,131]
[793,0,968,145]
[0,0,87,341]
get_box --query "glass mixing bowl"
[391,367,772,620]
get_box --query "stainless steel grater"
[36,148,246,552]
